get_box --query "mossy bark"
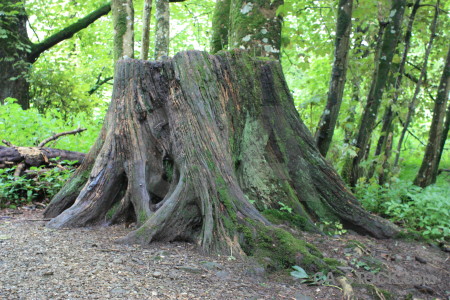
[140,0,153,60]
[112,0,134,62]
[154,0,170,60]
[45,50,398,270]
[228,0,283,59]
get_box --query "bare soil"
[0,208,448,300]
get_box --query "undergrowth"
[355,178,449,241]
[0,163,76,209]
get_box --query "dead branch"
[38,128,87,147]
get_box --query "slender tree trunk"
[210,0,231,54]
[44,51,398,271]
[140,0,153,60]
[414,46,450,187]
[154,0,170,60]
[315,0,353,157]
[394,1,439,167]
[437,102,450,167]
[112,0,134,62]
[346,0,406,187]
[371,0,421,183]
[228,0,283,59]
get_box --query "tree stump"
[44,50,398,269]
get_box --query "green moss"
[105,201,121,221]
[59,170,90,197]
[138,210,148,224]
[262,209,310,231]
[215,175,237,222]
[238,221,333,273]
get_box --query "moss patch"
[239,220,335,274]
[262,209,311,231]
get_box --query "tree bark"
[345,0,406,187]
[228,0,283,59]
[210,0,231,54]
[394,0,439,167]
[315,0,353,157]
[414,46,450,187]
[154,0,170,60]
[140,0,153,60]
[44,51,398,269]
[112,0,134,62]
[438,102,450,168]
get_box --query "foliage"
[355,178,450,241]
[0,98,102,153]
[0,162,76,209]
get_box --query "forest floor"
[0,207,448,300]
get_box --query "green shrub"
[0,163,76,208]
[355,179,450,241]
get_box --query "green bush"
[0,163,75,209]
[355,179,450,241]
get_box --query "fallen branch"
[1,130,87,177]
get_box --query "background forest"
[0,0,449,241]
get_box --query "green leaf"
[290,265,309,279]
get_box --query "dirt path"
[0,208,448,299]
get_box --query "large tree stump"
[44,50,397,269]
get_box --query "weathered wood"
[0,146,85,167]
[45,51,398,270]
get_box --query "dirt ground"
[0,207,448,300]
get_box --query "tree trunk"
[0,0,32,109]
[371,0,421,184]
[414,46,450,187]
[112,0,134,62]
[44,51,398,269]
[345,0,406,187]
[228,0,283,59]
[394,0,439,167]
[154,0,170,60]
[315,0,353,157]
[438,102,450,168]
[210,0,231,54]
[140,0,153,60]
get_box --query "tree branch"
[88,76,113,95]
[38,128,87,147]
[28,3,112,62]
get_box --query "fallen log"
[0,129,86,172]
[0,146,85,168]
